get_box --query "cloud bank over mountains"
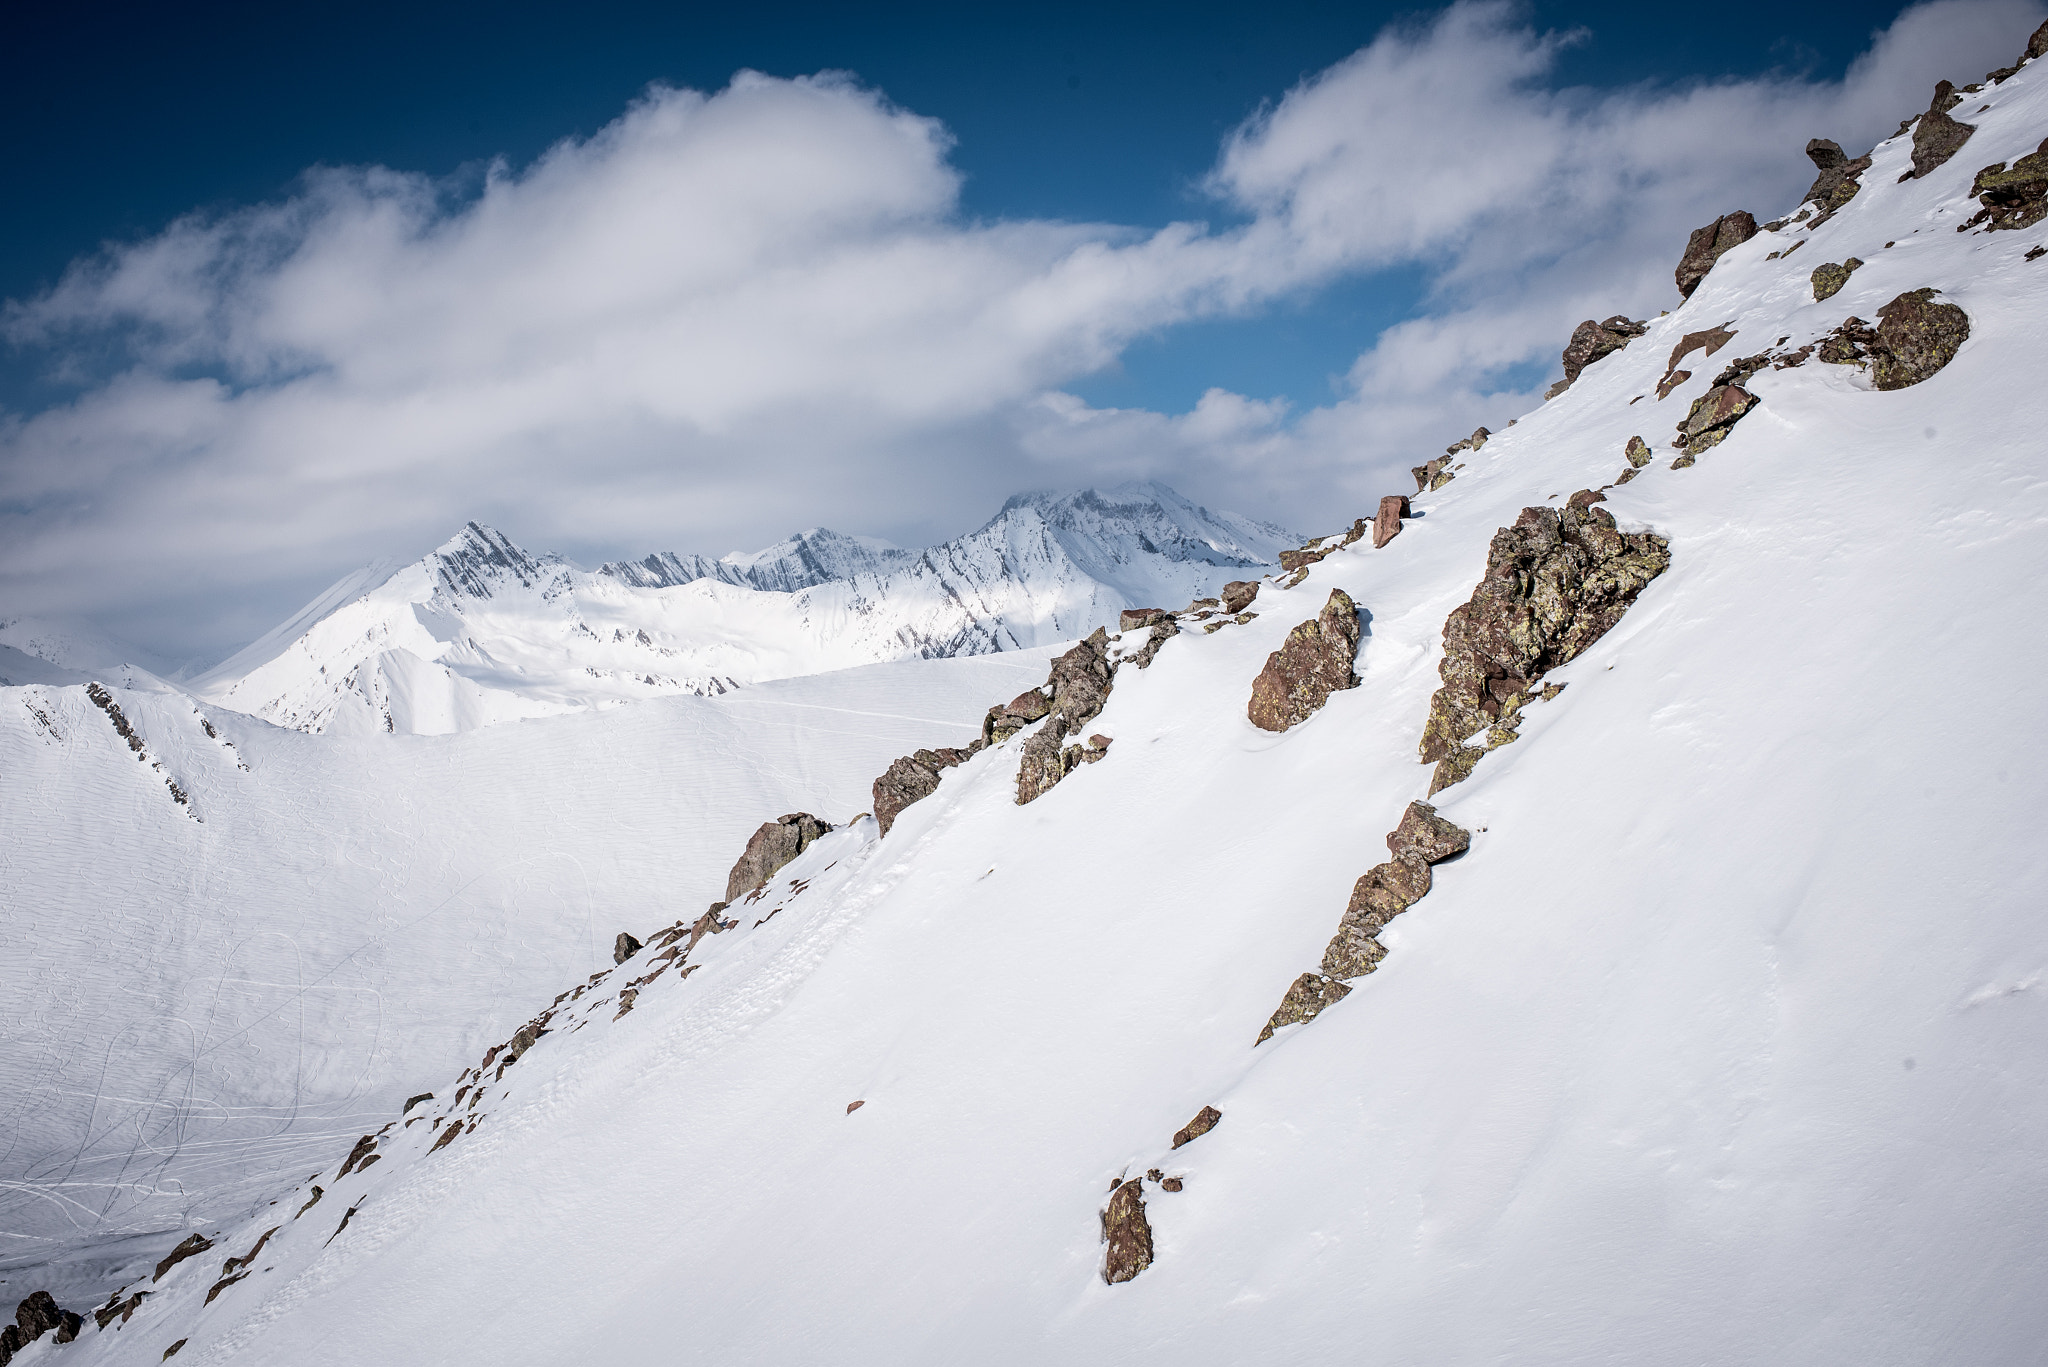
[3,0,2039,659]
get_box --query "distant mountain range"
[186,482,1297,734]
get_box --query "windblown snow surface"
[14,42,2048,1367]
[189,483,1294,737]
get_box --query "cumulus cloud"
[2,1,2040,660]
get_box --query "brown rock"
[725,812,833,902]
[1387,800,1473,864]
[1561,315,1647,384]
[1904,82,1975,181]
[164,1340,188,1360]
[2031,17,2048,59]
[1810,258,1864,302]
[1119,608,1171,631]
[1101,1180,1155,1284]
[335,1133,378,1177]
[1160,1176,1184,1192]
[53,1310,83,1344]
[1278,545,1331,574]
[14,1292,63,1343]
[1125,618,1180,670]
[1817,315,1877,366]
[612,931,642,964]
[1256,973,1352,1043]
[403,1092,434,1115]
[1677,384,1757,455]
[1220,580,1260,614]
[1655,368,1692,400]
[154,1232,214,1282]
[1318,858,1429,978]
[95,1292,149,1330]
[1246,589,1362,733]
[982,688,1051,745]
[874,748,973,836]
[1665,324,1736,378]
[1418,503,1671,777]
[1444,425,1491,455]
[1625,436,1653,468]
[1171,1105,1223,1149]
[1960,138,2048,232]
[1014,630,1119,804]
[1675,212,1757,297]
[1373,495,1411,549]
[847,1099,865,1113]
[1872,289,1970,390]
[1800,139,1873,220]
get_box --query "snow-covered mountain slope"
[191,483,1295,736]
[22,29,2048,1366]
[0,646,1056,1280]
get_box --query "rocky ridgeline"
[1245,589,1361,733]
[0,1291,85,1363]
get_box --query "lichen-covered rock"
[1373,494,1411,549]
[1800,139,1872,221]
[1677,384,1758,456]
[1118,608,1170,631]
[1101,1180,1154,1284]
[1013,725,1067,804]
[1904,81,1976,180]
[982,688,1050,745]
[1172,1105,1222,1149]
[1872,289,1970,390]
[1125,618,1180,670]
[1418,503,1671,777]
[1961,138,2048,232]
[1412,456,1452,492]
[1810,257,1864,302]
[1256,972,1352,1043]
[1246,589,1361,733]
[1220,580,1259,614]
[1625,436,1653,468]
[725,812,833,901]
[1318,858,1429,979]
[1387,800,1472,864]
[612,931,642,964]
[1561,315,1647,384]
[873,747,975,836]
[1675,212,1757,297]
[14,1292,64,1344]
[1014,630,1119,805]
[1818,315,1877,365]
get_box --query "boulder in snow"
[1374,495,1411,549]
[1873,289,1971,390]
[1961,139,2048,232]
[1903,82,1975,181]
[1561,316,1648,385]
[1625,436,1653,468]
[1801,139,1873,221]
[1255,972,1353,1043]
[1387,801,1473,864]
[1100,1179,1154,1284]
[874,747,976,836]
[1675,212,1757,297]
[1171,1105,1223,1149]
[1119,608,1170,631]
[154,1233,214,1282]
[612,931,642,964]
[1246,589,1362,733]
[1810,258,1864,302]
[725,812,833,902]
[1678,384,1758,456]
[1220,580,1260,614]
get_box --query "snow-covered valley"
[6,18,2048,1366]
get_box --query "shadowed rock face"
[725,813,833,901]
[1246,589,1362,733]
[1418,503,1671,774]
[1101,1180,1154,1284]
[1015,629,1116,805]
[1962,138,2048,232]
[154,1233,214,1283]
[1872,289,1971,390]
[1676,212,1758,297]
[1561,316,1648,384]
[1905,82,1975,180]
[1255,972,1352,1043]
[612,932,642,964]
[1811,258,1864,302]
[2032,17,2048,58]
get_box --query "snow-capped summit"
[194,484,1299,735]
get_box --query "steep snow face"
[193,485,1296,735]
[0,646,1055,1278]
[38,38,2048,1366]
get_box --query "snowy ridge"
[17,24,2048,1365]
[192,483,1296,736]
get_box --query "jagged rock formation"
[1801,139,1873,223]
[1124,619,1180,669]
[1625,436,1652,469]
[1255,972,1353,1044]
[1119,609,1170,631]
[612,932,642,964]
[1961,139,2048,232]
[983,689,1050,746]
[1101,1179,1154,1284]
[1678,385,1759,457]
[1560,316,1648,385]
[1811,258,1864,302]
[1016,630,1117,805]
[1412,456,1457,492]
[1171,1105,1222,1149]
[1418,502,1671,793]
[154,1233,214,1282]
[1246,590,1361,733]
[726,813,834,901]
[0,1290,81,1364]
[1904,82,1976,181]
[873,747,975,836]
[1373,495,1410,549]
[1444,426,1490,456]
[1676,212,1758,297]
[1872,290,1972,390]
[1318,802,1474,981]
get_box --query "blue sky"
[3,0,2042,660]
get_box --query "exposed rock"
[1160,1176,1184,1192]
[164,1340,188,1359]
[1818,315,1878,366]
[1373,495,1411,549]
[1125,618,1180,670]
[1246,589,1362,733]
[293,1185,323,1219]
[982,688,1050,745]
[847,1099,865,1113]
[1427,745,1485,796]
[1709,351,1774,390]
[1256,973,1352,1044]
[725,812,833,901]
[1675,212,1758,297]
[612,931,643,964]
[1118,608,1171,631]
[1101,1180,1154,1284]
[1220,580,1260,614]
[1561,316,1648,385]
[1960,138,2048,231]
[14,1292,63,1343]
[1013,726,1070,805]
[1810,257,1864,301]
[430,1121,463,1154]
[501,1021,542,1068]
[1625,436,1653,468]
[1278,544,1332,574]
[1872,289,1971,390]
[336,1133,378,1177]
[2032,17,2048,60]
[1655,368,1693,400]
[1172,1105,1223,1149]
[1444,426,1491,455]
[1045,629,1115,736]
[54,1310,82,1343]
[95,1292,149,1331]
[1664,324,1736,380]
[874,747,974,836]
[1800,139,1873,221]
[1412,456,1455,492]
[1904,82,1976,180]
[1387,800,1473,864]
[154,1232,214,1282]
[1319,859,1424,978]
[1418,503,1671,786]
[1677,384,1758,456]
[403,1092,434,1115]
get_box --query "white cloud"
[2,2,2041,659]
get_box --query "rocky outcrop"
[1015,630,1117,805]
[1119,608,1170,631]
[1801,139,1873,221]
[1101,1179,1155,1284]
[1444,426,1490,455]
[1124,618,1180,670]
[1871,289,1971,390]
[1220,580,1259,614]
[1675,212,1757,297]
[336,1133,379,1177]
[1411,456,1456,492]
[1960,138,2048,232]
[154,1233,214,1282]
[1172,1105,1223,1149]
[1904,82,1975,181]
[612,931,642,964]
[1387,800,1473,863]
[1418,502,1671,792]
[1625,436,1653,469]
[1246,589,1362,733]
[1677,384,1759,457]
[1561,316,1648,385]
[1373,495,1411,549]
[725,812,833,901]
[874,748,974,836]
[1810,258,1863,302]
[1660,324,1735,396]
[1255,972,1352,1043]
[1318,803,1472,981]
[983,689,1050,746]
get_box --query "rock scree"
[1246,589,1362,733]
